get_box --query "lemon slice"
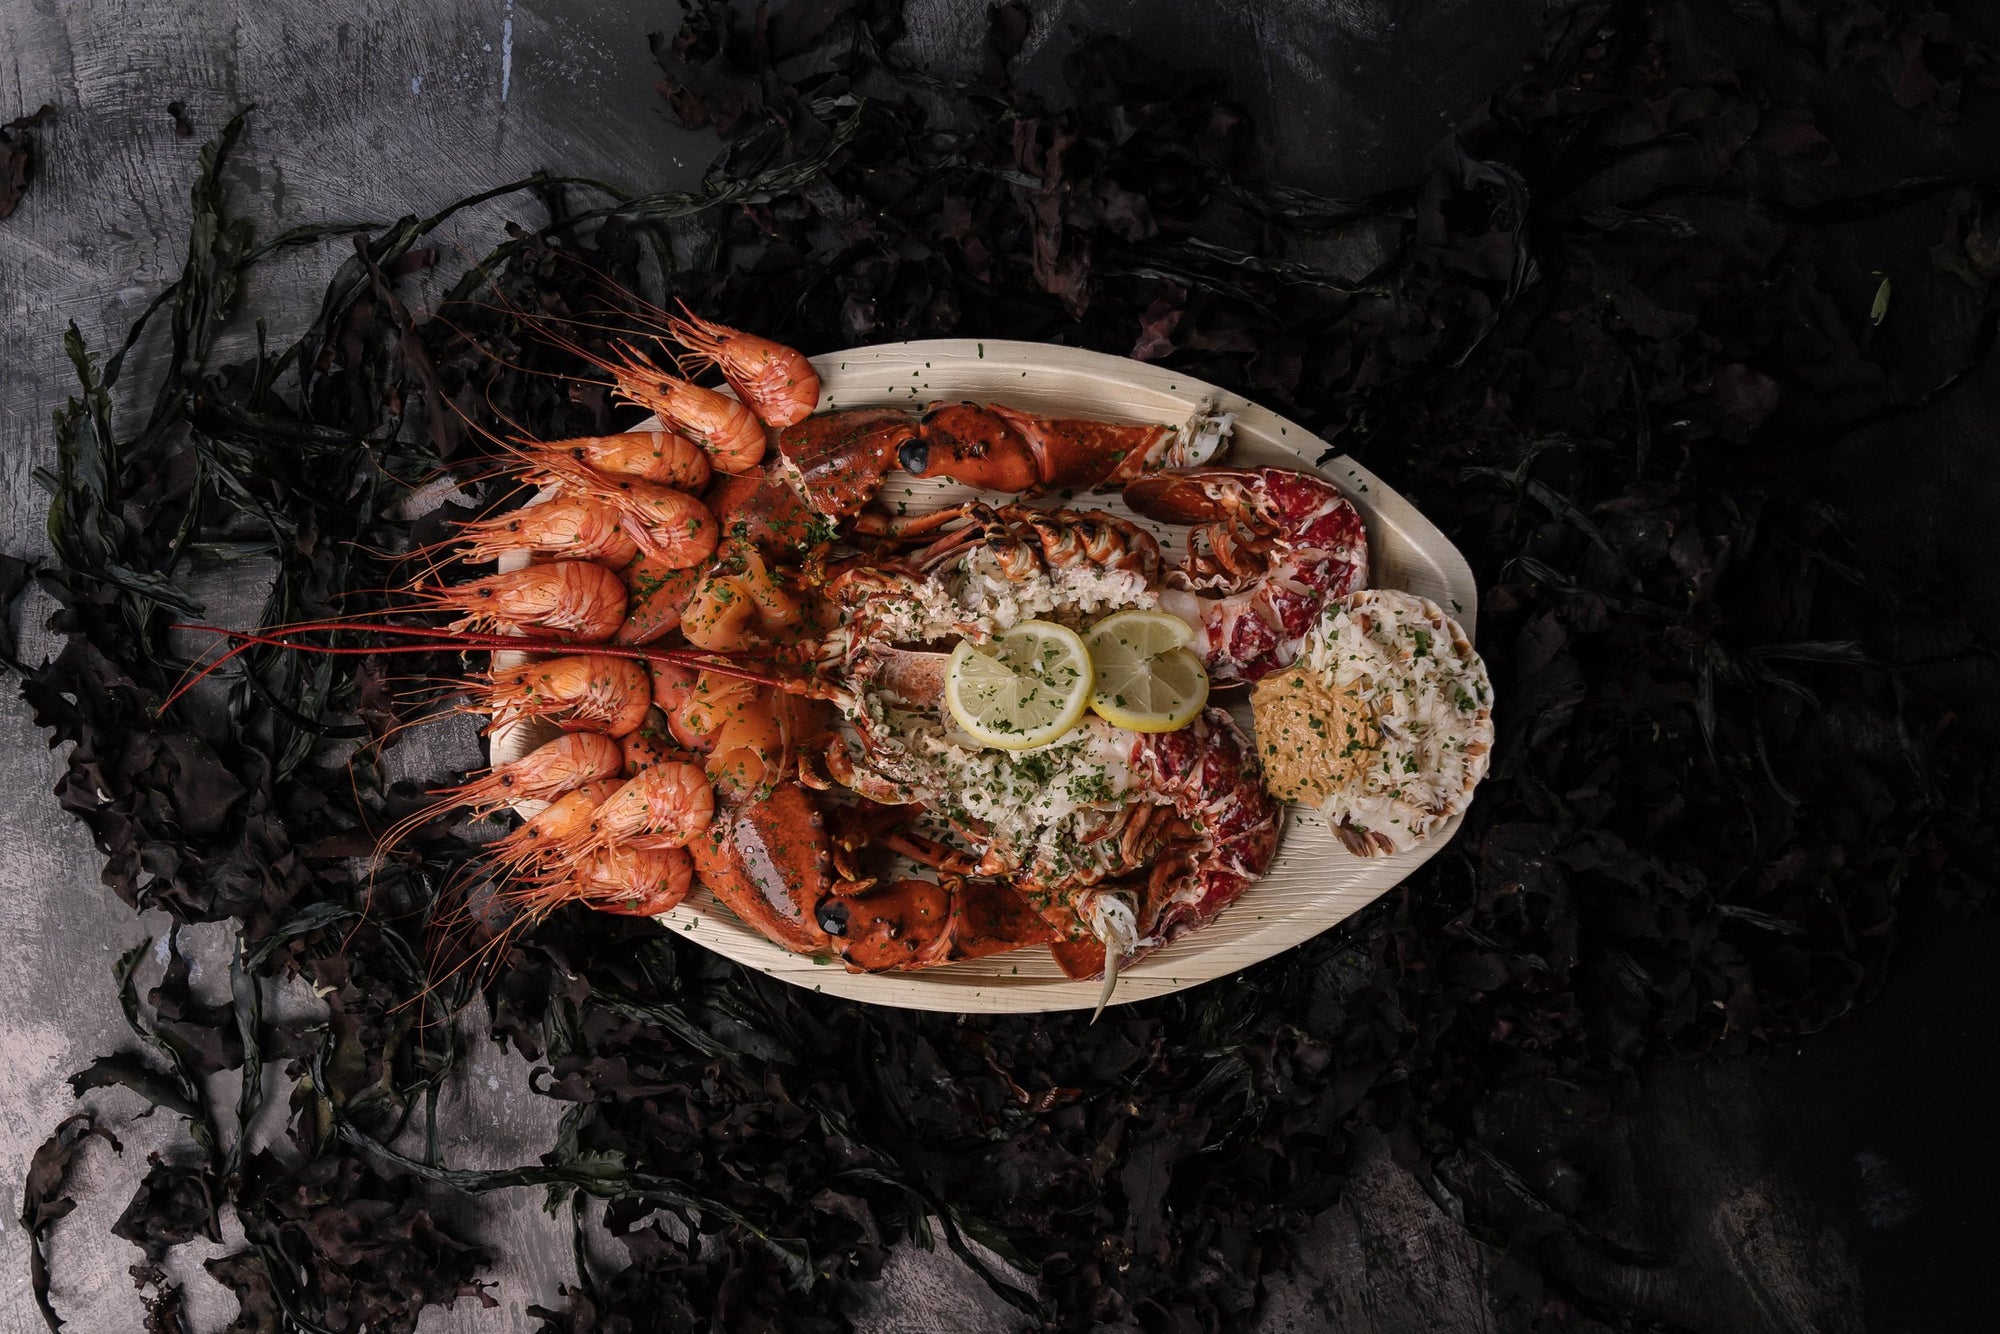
[945,619,1094,750]
[1085,608,1210,733]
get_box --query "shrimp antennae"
[159,603,441,714]
[163,622,810,709]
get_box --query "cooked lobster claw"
[905,401,1232,494]
[904,404,1042,492]
[687,780,836,956]
[774,408,922,517]
[823,876,1059,972]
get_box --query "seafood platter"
[202,314,1491,1014]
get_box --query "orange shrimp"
[601,343,767,472]
[649,660,698,713]
[613,557,704,646]
[666,309,821,429]
[416,562,627,641]
[517,431,711,490]
[680,576,758,652]
[459,732,626,809]
[705,694,797,798]
[446,495,639,566]
[485,779,621,877]
[473,655,653,737]
[481,783,686,919]
[574,844,694,916]
[574,761,716,854]
[522,451,719,569]
[668,672,755,752]
[665,678,721,751]
[374,732,625,861]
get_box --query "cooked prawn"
[649,660,698,716]
[517,431,711,490]
[620,724,683,775]
[573,844,695,916]
[374,731,625,862]
[601,343,767,472]
[670,672,815,797]
[444,496,638,567]
[415,562,627,641]
[574,761,716,854]
[679,541,802,651]
[485,779,621,877]
[473,655,653,737]
[520,451,718,569]
[667,309,821,429]
[667,672,754,753]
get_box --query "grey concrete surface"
[0,2,1546,1329]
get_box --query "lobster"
[772,398,1235,518]
[802,634,1280,1007]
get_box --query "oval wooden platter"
[492,339,1479,1013]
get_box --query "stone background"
[2,1,1993,1330]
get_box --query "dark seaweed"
[21,1114,122,1331]
[18,1,1999,1330]
[1,103,54,220]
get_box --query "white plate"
[490,339,1478,1012]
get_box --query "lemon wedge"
[1085,609,1210,733]
[945,619,1094,750]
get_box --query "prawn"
[666,309,821,429]
[669,670,823,798]
[484,780,621,877]
[413,561,628,641]
[374,731,626,861]
[662,667,728,752]
[620,724,683,775]
[600,343,768,472]
[572,844,695,916]
[614,557,704,646]
[514,431,711,490]
[481,785,691,918]
[679,539,803,651]
[441,495,638,567]
[521,452,719,570]
[648,660,698,716]
[472,655,653,737]
[570,760,716,855]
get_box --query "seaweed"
[1,103,54,220]
[17,0,1999,1330]
[21,1114,122,1331]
